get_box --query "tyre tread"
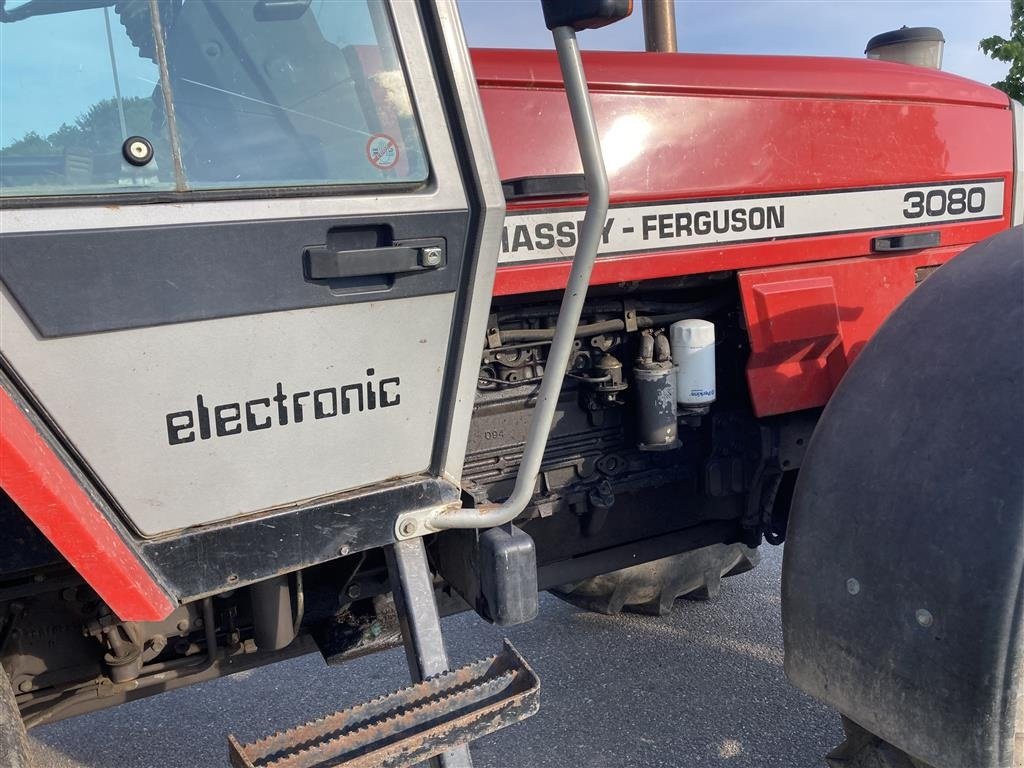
[552,543,760,616]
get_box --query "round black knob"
[122,136,154,167]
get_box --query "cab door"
[0,0,501,551]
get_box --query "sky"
[457,0,1012,87]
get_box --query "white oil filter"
[670,319,716,407]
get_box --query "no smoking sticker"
[366,133,399,170]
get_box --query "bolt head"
[916,608,934,628]
[399,519,417,537]
[846,578,861,596]
[347,584,362,599]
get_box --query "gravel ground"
[30,544,840,767]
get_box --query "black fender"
[782,226,1024,768]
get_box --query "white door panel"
[1,289,455,535]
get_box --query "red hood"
[471,47,1013,300]
[471,48,1008,108]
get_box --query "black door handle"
[304,240,445,280]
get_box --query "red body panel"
[738,246,967,416]
[0,389,174,621]
[473,48,1014,415]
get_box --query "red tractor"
[0,1,1020,766]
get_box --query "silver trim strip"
[1012,99,1023,227]
[432,0,506,484]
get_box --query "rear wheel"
[551,542,759,615]
[0,665,30,768]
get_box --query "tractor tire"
[0,666,30,768]
[826,718,932,768]
[783,226,1024,768]
[551,542,759,615]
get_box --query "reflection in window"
[0,1,429,198]
[0,2,173,196]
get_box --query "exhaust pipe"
[642,0,677,52]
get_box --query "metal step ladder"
[227,538,539,768]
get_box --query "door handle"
[304,240,445,280]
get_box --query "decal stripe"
[0,387,175,621]
[499,180,1005,265]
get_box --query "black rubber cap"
[121,135,154,167]
[866,26,945,53]
[540,0,632,31]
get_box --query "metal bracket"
[485,313,502,350]
[623,303,639,333]
[394,500,462,541]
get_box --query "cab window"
[0,0,428,198]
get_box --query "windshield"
[0,0,429,198]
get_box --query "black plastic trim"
[141,475,461,600]
[0,179,429,210]
[1,211,467,337]
[502,174,587,202]
[872,230,940,252]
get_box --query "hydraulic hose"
[430,25,608,531]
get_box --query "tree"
[980,0,1024,101]
[1,96,154,157]
[1,96,160,187]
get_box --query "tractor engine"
[465,280,772,565]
